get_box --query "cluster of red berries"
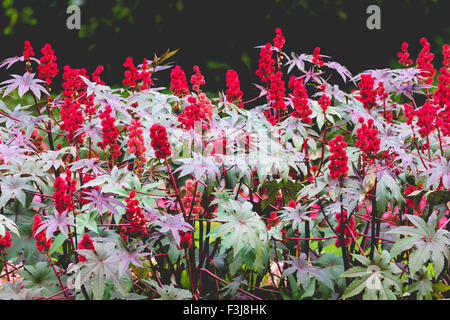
[273,28,285,50]
[53,169,77,214]
[122,57,153,90]
[23,41,34,60]
[266,211,280,230]
[256,43,276,83]
[180,179,204,218]
[357,74,377,112]
[416,37,436,84]
[170,65,190,97]
[60,98,85,145]
[178,96,204,130]
[124,192,147,235]
[191,65,205,93]
[62,65,88,98]
[334,211,357,248]
[150,123,171,159]
[435,68,450,136]
[127,118,147,167]
[355,118,380,159]
[403,103,414,125]
[225,69,243,108]
[328,135,348,180]
[78,233,95,262]
[0,231,12,251]
[318,85,331,113]
[37,44,59,85]
[179,231,193,249]
[268,71,286,111]
[91,65,105,86]
[32,215,52,252]
[404,185,422,208]
[312,47,324,67]
[30,129,46,153]
[397,42,413,67]
[414,101,436,137]
[263,109,278,125]
[97,105,121,159]
[289,76,312,123]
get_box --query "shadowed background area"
[0,0,449,97]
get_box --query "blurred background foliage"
[0,0,449,95]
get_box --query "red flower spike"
[256,43,276,83]
[328,135,348,180]
[170,65,190,97]
[150,123,171,159]
[225,69,244,108]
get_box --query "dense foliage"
[0,29,449,300]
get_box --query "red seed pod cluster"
[53,169,77,214]
[318,91,331,113]
[150,123,171,159]
[178,96,203,130]
[357,74,377,112]
[256,43,276,83]
[32,215,52,252]
[273,28,285,50]
[268,71,286,111]
[289,76,312,123]
[78,233,95,262]
[179,231,193,249]
[124,192,147,235]
[97,105,121,159]
[266,211,280,230]
[328,135,348,180]
[397,42,413,67]
[414,101,436,137]
[127,117,147,167]
[434,67,450,136]
[122,57,153,90]
[191,65,205,93]
[355,118,380,159]
[180,179,204,218]
[0,231,12,251]
[91,65,105,86]
[443,44,450,68]
[312,47,324,67]
[416,37,436,84]
[225,69,243,108]
[60,98,85,145]
[403,103,414,125]
[37,44,59,85]
[263,109,278,125]
[334,211,357,248]
[62,65,88,98]
[30,129,46,153]
[197,93,214,120]
[170,65,190,97]
[23,41,34,60]
[404,185,423,208]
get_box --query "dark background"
[1,0,449,97]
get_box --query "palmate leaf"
[17,262,60,297]
[68,242,130,300]
[388,212,450,279]
[341,251,401,300]
[144,279,192,300]
[282,254,335,290]
[0,72,48,99]
[154,213,194,246]
[82,189,125,217]
[421,157,450,190]
[209,200,268,263]
[35,210,75,238]
[0,174,35,210]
